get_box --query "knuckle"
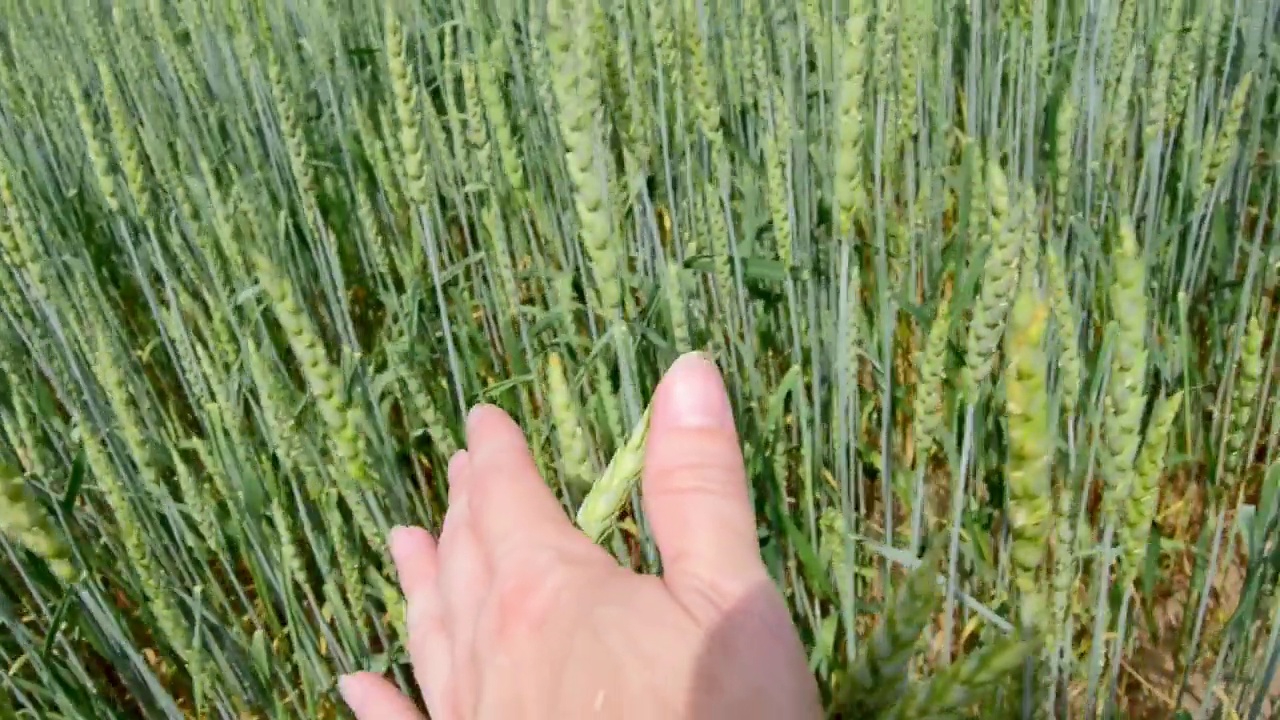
[650,466,737,509]
[646,428,745,479]
[406,590,443,633]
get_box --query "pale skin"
[339,352,822,719]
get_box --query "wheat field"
[1,0,1279,717]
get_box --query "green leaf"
[60,449,86,516]
[808,612,840,672]
[1260,462,1280,532]
[962,511,996,582]
[250,628,270,681]
[39,590,76,662]
[1141,524,1163,633]
[1237,504,1257,556]
[370,366,402,404]
[782,514,834,603]
[479,373,535,400]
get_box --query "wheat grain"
[253,252,381,554]
[701,181,735,307]
[268,51,316,207]
[684,8,725,158]
[894,0,932,145]
[1168,14,1203,132]
[83,427,190,661]
[461,57,492,176]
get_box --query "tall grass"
[1,0,1278,717]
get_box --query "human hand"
[338,352,821,719]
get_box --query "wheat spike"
[547,0,621,321]
[1199,72,1253,201]
[1054,97,1076,228]
[665,258,692,353]
[881,636,1033,720]
[546,351,593,490]
[1121,391,1183,584]
[1101,217,1148,523]
[839,542,944,716]
[963,160,1021,398]
[912,294,951,463]
[1005,272,1053,631]
[576,405,652,543]
[1226,315,1264,476]
[1044,244,1082,414]
[0,466,73,581]
[834,9,868,238]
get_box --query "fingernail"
[337,673,357,704]
[448,449,470,478]
[466,403,493,437]
[660,351,733,430]
[387,526,412,573]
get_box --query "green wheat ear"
[1226,314,1263,477]
[1121,390,1183,584]
[1005,272,1052,632]
[545,351,593,490]
[664,257,692,353]
[962,160,1021,399]
[1101,217,1148,525]
[1044,244,1081,414]
[880,635,1034,720]
[576,404,652,544]
[0,465,74,582]
[912,293,951,465]
[838,541,945,716]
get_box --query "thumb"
[641,352,764,608]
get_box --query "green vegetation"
[1,0,1278,717]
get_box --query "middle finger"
[437,449,490,716]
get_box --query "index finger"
[462,404,585,566]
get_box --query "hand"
[339,353,821,719]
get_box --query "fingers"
[463,404,582,566]
[437,450,486,716]
[389,525,439,607]
[388,525,450,718]
[338,672,425,720]
[641,353,765,608]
